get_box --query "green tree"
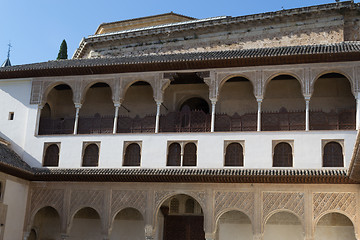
[57,39,68,60]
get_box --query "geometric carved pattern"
[30,188,64,218]
[111,190,147,218]
[70,190,105,216]
[154,190,206,210]
[214,191,254,220]
[155,190,175,209]
[263,192,304,222]
[313,192,356,221]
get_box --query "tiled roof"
[0,143,32,172]
[1,42,360,80]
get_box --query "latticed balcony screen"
[273,142,293,167]
[123,143,141,166]
[183,143,197,166]
[170,198,180,214]
[82,144,99,167]
[323,142,344,167]
[167,143,181,166]
[43,144,59,167]
[224,143,244,166]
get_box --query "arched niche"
[155,194,205,240]
[262,75,305,131]
[215,210,253,240]
[69,207,102,240]
[217,76,257,116]
[110,208,145,240]
[121,81,155,118]
[310,73,355,130]
[39,84,75,135]
[315,212,356,240]
[31,206,61,240]
[263,211,304,240]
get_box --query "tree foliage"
[57,39,68,60]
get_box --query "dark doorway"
[180,97,209,114]
[164,216,205,240]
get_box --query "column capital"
[256,98,263,103]
[114,102,121,108]
[155,101,163,106]
[304,95,311,101]
[74,103,82,109]
[210,98,218,105]
[38,104,44,110]
[60,234,69,240]
[205,232,216,240]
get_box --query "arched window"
[225,143,243,166]
[185,199,195,213]
[82,143,99,167]
[323,142,344,167]
[183,143,197,166]
[124,143,141,166]
[170,198,180,214]
[273,142,293,167]
[43,144,59,167]
[167,143,181,166]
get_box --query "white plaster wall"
[69,217,102,240]
[0,80,31,156]
[2,179,29,240]
[315,226,356,240]
[28,130,356,169]
[110,219,145,240]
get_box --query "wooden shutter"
[82,144,99,167]
[43,144,59,167]
[273,142,293,167]
[124,143,141,166]
[183,143,197,166]
[167,143,181,166]
[225,143,243,166]
[323,142,343,167]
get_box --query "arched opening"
[273,142,293,167]
[39,84,75,135]
[264,211,303,240]
[262,75,305,131]
[43,144,59,167]
[82,143,99,167]
[69,207,102,240]
[216,77,257,131]
[167,143,181,166]
[216,210,253,240]
[156,194,204,240]
[110,208,145,240]
[310,73,355,130]
[30,206,61,240]
[323,142,344,167]
[123,143,141,166]
[78,82,114,134]
[224,142,244,167]
[183,143,197,166]
[160,73,210,132]
[117,81,156,133]
[315,212,356,240]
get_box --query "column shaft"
[257,99,262,132]
[357,98,360,130]
[305,99,310,131]
[155,102,161,133]
[73,104,81,135]
[211,101,216,132]
[113,104,120,134]
[35,105,43,135]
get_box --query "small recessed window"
[8,112,14,120]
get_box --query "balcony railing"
[78,116,114,134]
[215,113,257,131]
[310,109,355,130]
[38,109,356,135]
[160,110,211,132]
[117,115,155,133]
[38,117,74,135]
[262,110,305,131]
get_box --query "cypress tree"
[57,39,68,60]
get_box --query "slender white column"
[35,105,43,135]
[73,104,81,135]
[257,99,262,132]
[155,102,161,133]
[211,101,216,132]
[357,97,360,130]
[113,103,120,134]
[305,97,310,131]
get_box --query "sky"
[0,0,357,66]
